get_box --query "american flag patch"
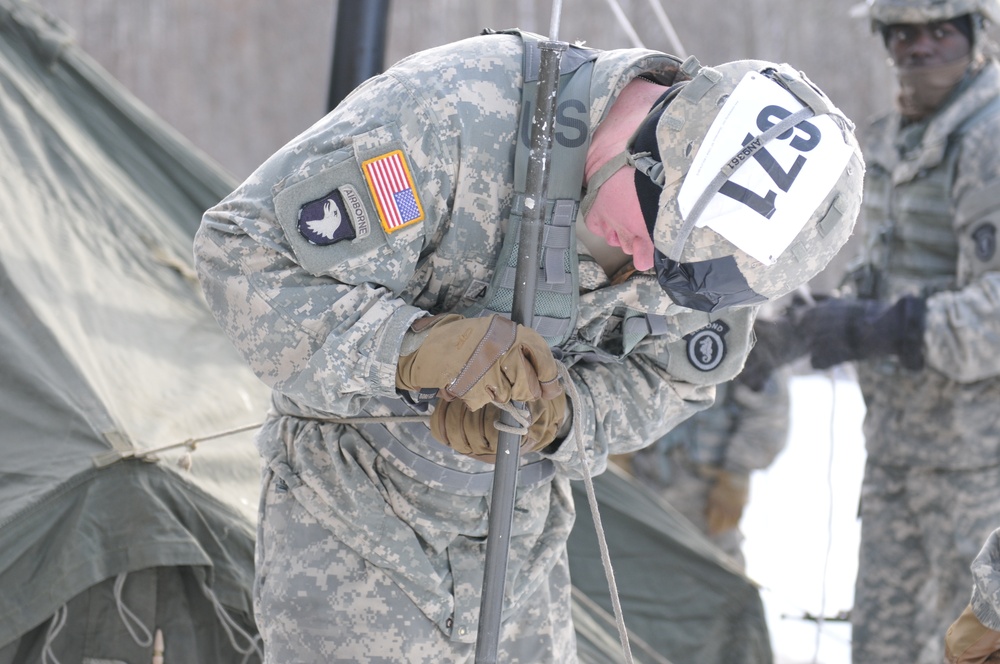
[361,150,424,233]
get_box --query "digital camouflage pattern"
[970,528,1000,632]
[848,59,1000,664]
[194,32,761,662]
[627,372,790,568]
[653,60,864,302]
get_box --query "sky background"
[743,369,867,664]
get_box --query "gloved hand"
[796,295,926,371]
[704,468,750,535]
[738,317,807,392]
[429,392,568,463]
[396,314,561,411]
[945,603,1000,663]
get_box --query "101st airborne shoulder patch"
[296,184,371,246]
[361,149,425,234]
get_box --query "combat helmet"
[627,57,864,312]
[867,0,1000,25]
[866,0,1000,43]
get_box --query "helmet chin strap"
[580,148,667,217]
[579,150,630,219]
[582,105,815,258]
[579,83,682,220]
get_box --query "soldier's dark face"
[885,20,972,67]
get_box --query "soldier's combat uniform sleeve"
[193,71,444,416]
[923,112,1000,383]
[543,303,756,480]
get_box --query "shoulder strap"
[466,30,599,345]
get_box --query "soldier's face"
[583,166,656,271]
[885,20,971,67]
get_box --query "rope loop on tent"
[41,603,67,664]
[114,572,154,648]
[200,579,265,663]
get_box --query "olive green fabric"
[0,0,268,659]
[0,2,772,661]
[568,465,773,664]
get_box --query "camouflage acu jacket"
[193,32,756,641]
[856,59,1000,467]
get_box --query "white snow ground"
[742,369,868,664]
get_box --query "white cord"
[812,373,839,663]
[201,579,265,662]
[41,604,67,664]
[113,572,154,648]
[559,364,641,664]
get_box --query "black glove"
[797,295,926,370]
[738,317,807,391]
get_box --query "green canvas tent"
[568,465,773,663]
[0,1,268,661]
[0,2,772,662]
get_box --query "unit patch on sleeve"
[685,320,729,372]
[296,184,371,246]
[361,149,425,234]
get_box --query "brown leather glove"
[946,603,1000,663]
[704,469,750,535]
[396,314,561,411]
[429,392,567,463]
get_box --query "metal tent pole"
[326,0,390,112]
[475,7,566,662]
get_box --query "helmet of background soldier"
[866,0,1000,47]
[629,57,865,313]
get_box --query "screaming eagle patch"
[685,321,729,372]
[296,185,371,246]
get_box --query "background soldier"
[797,1,1000,661]
[625,316,794,570]
[194,29,862,662]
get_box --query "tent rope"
[559,363,637,664]
[132,418,427,462]
[571,586,674,664]
[600,0,688,58]
[201,579,265,663]
[142,395,636,661]
[113,572,154,648]
[813,366,843,663]
[134,404,530,463]
[645,0,687,58]
[41,604,67,664]
[601,0,644,48]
